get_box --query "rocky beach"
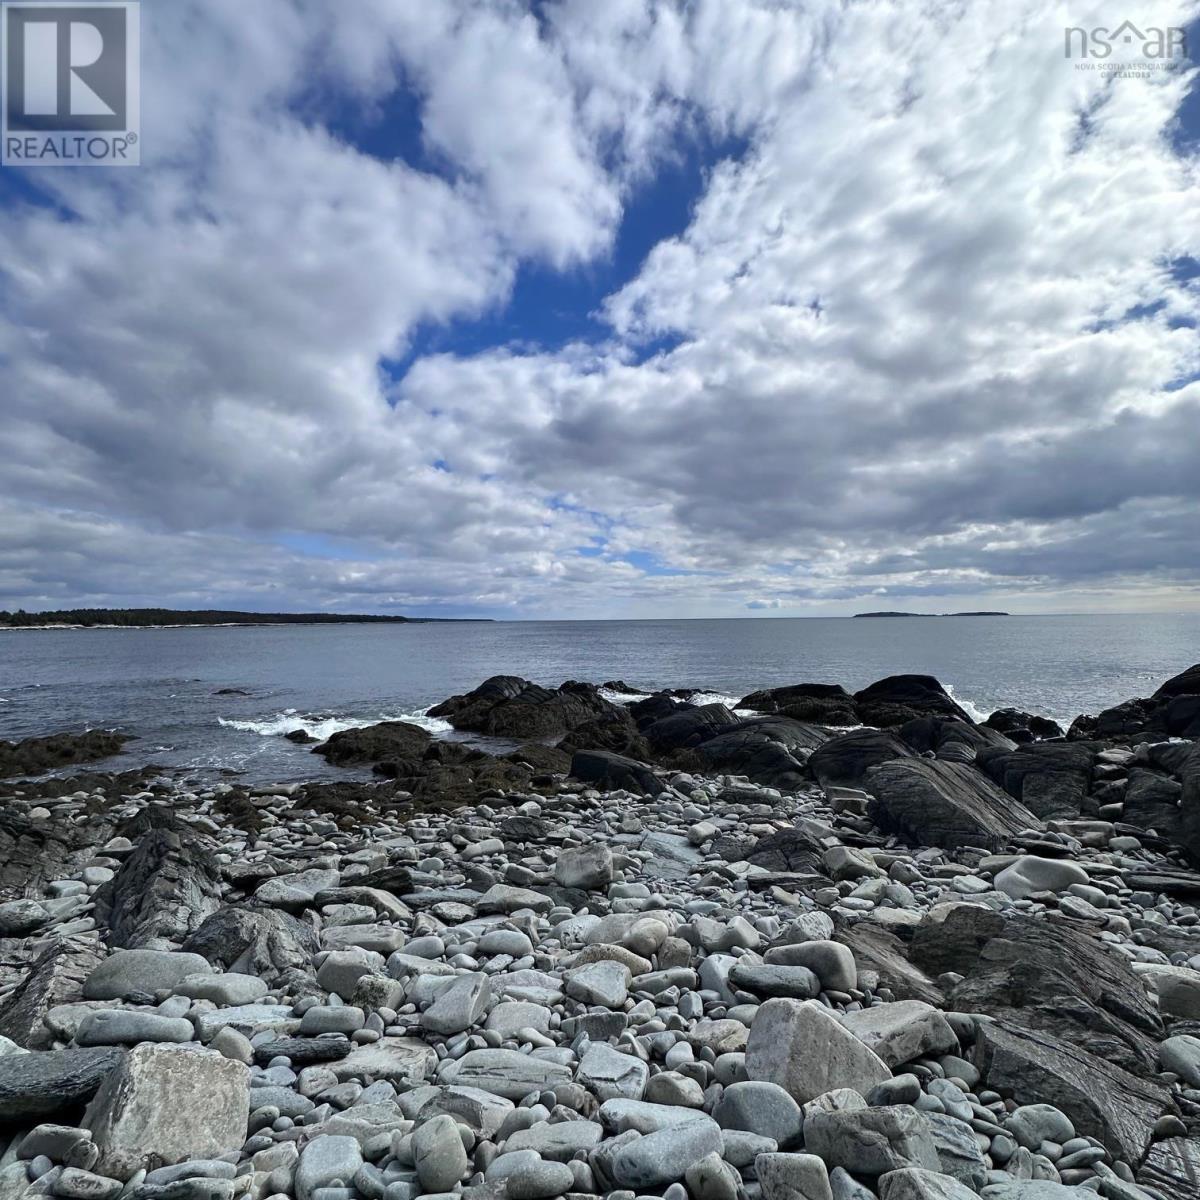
[2,665,1200,1200]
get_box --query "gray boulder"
[85,1045,248,1178]
[804,1106,940,1177]
[746,999,890,1104]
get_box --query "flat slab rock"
[1136,1136,1200,1200]
[866,758,1043,850]
[971,1018,1171,1164]
[0,1045,124,1121]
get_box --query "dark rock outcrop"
[696,716,827,789]
[316,721,432,766]
[569,750,661,796]
[946,915,1164,1073]
[972,1019,1171,1163]
[897,716,1015,761]
[737,683,860,726]
[428,676,622,740]
[976,742,1098,821]
[93,820,224,949]
[0,1046,124,1120]
[865,758,1042,850]
[0,731,132,779]
[808,729,913,789]
[983,708,1065,741]
[642,703,739,752]
[853,675,973,724]
[181,903,319,983]
[0,935,105,1049]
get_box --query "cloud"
[0,0,1198,617]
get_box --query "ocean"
[2,614,1197,785]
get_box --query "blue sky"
[1,0,1199,619]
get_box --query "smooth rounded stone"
[53,1167,123,1199]
[746,1000,889,1104]
[295,1136,363,1200]
[688,1019,749,1055]
[609,1115,724,1189]
[485,1150,542,1183]
[712,1081,803,1148]
[255,869,341,907]
[755,1153,833,1200]
[977,1184,1089,1199]
[839,1002,958,1069]
[570,943,653,975]
[75,1012,194,1047]
[18,1124,93,1161]
[684,1152,739,1200]
[644,1072,705,1108]
[476,884,554,915]
[192,1005,298,1042]
[143,1162,238,1186]
[1159,1034,1200,1086]
[761,942,857,992]
[722,1130,779,1169]
[401,937,446,960]
[804,1107,940,1177]
[993,859,1088,901]
[504,1159,575,1200]
[565,961,630,1009]
[299,1007,366,1036]
[729,964,821,1000]
[1006,1106,1074,1151]
[420,973,491,1036]
[925,1113,987,1190]
[316,951,385,997]
[484,1002,552,1039]
[504,1121,603,1161]
[252,1035,352,1066]
[878,1167,978,1199]
[584,914,671,957]
[411,1115,468,1193]
[476,930,534,958]
[554,844,614,891]
[867,1075,921,1107]
[441,1049,571,1100]
[172,974,268,1006]
[829,1166,878,1200]
[1157,972,1200,1019]
[777,913,836,945]
[576,1043,649,1101]
[83,952,214,1001]
[321,925,408,956]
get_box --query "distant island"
[0,608,491,628]
[853,610,1010,618]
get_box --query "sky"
[1,0,1199,620]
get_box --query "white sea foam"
[943,683,991,724]
[219,707,453,742]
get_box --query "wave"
[943,683,991,724]
[218,706,453,742]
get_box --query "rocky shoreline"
[1,667,1199,1200]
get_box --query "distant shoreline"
[853,610,1010,618]
[0,608,492,630]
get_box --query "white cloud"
[0,0,1198,617]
